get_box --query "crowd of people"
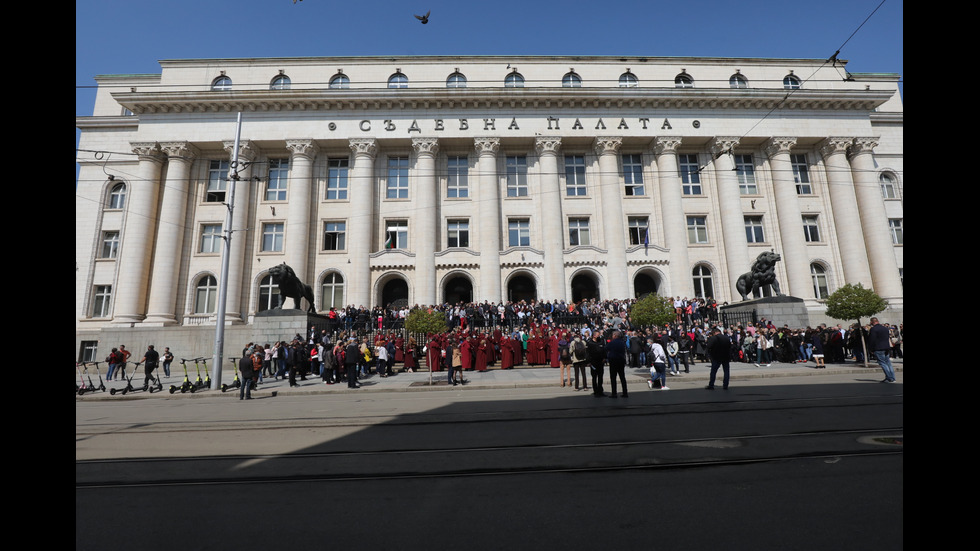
[228,298,902,398]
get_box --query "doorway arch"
[506,272,537,303]
[380,277,409,309]
[443,274,473,305]
[633,270,660,299]
[570,271,600,302]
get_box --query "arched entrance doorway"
[381,278,409,309]
[507,274,537,303]
[570,272,600,302]
[633,272,659,299]
[444,275,473,305]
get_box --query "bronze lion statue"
[736,251,783,301]
[268,263,316,313]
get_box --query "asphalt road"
[76,372,903,550]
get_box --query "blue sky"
[76,0,902,117]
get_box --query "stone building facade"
[75,55,903,359]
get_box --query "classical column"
[709,137,751,299]
[594,137,630,299]
[654,137,694,297]
[475,137,502,303]
[412,137,439,306]
[284,139,319,283]
[222,139,257,322]
[850,138,903,300]
[819,138,873,287]
[348,138,377,308]
[535,137,566,301]
[764,137,813,300]
[144,142,198,325]
[113,142,163,324]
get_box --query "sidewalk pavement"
[78,357,903,399]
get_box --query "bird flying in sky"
[415,10,430,24]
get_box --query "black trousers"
[609,359,627,396]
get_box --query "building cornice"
[112,87,895,116]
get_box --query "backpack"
[573,339,587,359]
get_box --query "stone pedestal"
[253,309,335,344]
[720,295,809,329]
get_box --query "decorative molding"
[130,141,162,161]
[653,137,683,155]
[593,136,623,156]
[349,137,378,157]
[223,139,258,162]
[159,141,199,161]
[534,136,561,155]
[764,137,797,158]
[285,139,320,160]
[411,137,440,156]
[849,137,880,157]
[709,136,739,157]
[434,247,481,257]
[818,137,854,159]
[474,137,500,156]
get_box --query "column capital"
[818,137,854,159]
[130,142,163,162]
[159,141,199,161]
[849,137,880,156]
[593,136,623,156]
[534,136,562,155]
[224,139,259,163]
[349,137,378,158]
[653,137,683,155]
[764,137,797,158]
[474,137,500,156]
[411,137,440,156]
[285,139,320,160]
[709,137,740,157]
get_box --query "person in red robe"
[475,338,489,372]
[461,337,473,371]
[404,338,418,372]
[533,333,547,365]
[394,336,405,364]
[427,335,442,372]
[500,335,514,369]
[511,333,524,366]
[549,331,561,368]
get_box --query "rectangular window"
[447,220,469,248]
[200,224,222,253]
[628,216,649,246]
[508,219,530,247]
[735,154,757,195]
[679,154,702,195]
[206,160,229,202]
[889,219,904,244]
[385,220,408,249]
[506,156,528,197]
[92,285,112,318]
[623,154,644,196]
[79,340,99,363]
[100,231,119,259]
[802,215,820,243]
[447,156,469,198]
[568,218,591,246]
[323,221,346,251]
[327,158,349,200]
[687,216,708,244]
[565,155,587,196]
[791,154,811,195]
[265,158,289,201]
[261,222,284,252]
[744,216,765,243]
[386,157,409,199]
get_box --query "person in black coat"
[587,333,607,396]
[705,328,731,390]
[606,330,628,398]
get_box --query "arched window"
[692,264,714,299]
[329,74,350,89]
[107,183,126,209]
[271,74,291,90]
[211,75,232,91]
[783,74,801,90]
[446,72,467,88]
[194,275,218,314]
[258,274,280,312]
[505,72,525,88]
[674,73,694,88]
[387,72,408,88]
[619,72,638,88]
[879,172,898,199]
[562,72,582,87]
[321,272,345,310]
[729,73,748,88]
[810,264,830,299]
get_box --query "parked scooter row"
[169,357,211,394]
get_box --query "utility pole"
[212,112,244,388]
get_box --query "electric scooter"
[189,357,212,391]
[110,361,148,395]
[170,358,195,394]
[78,361,107,395]
[221,358,241,392]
